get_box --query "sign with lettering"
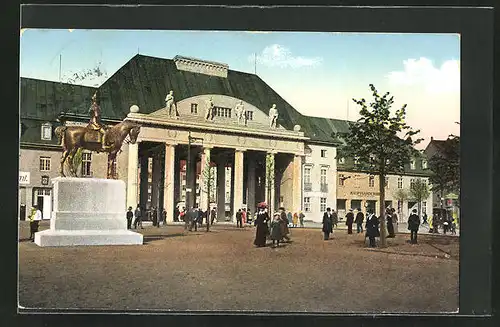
[19,172,30,185]
[41,175,50,186]
[350,191,380,197]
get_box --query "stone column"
[199,147,212,213]
[139,155,149,210]
[232,149,245,221]
[292,154,302,214]
[265,152,276,214]
[163,144,176,223]
[151,153,162,210]
[247,153,256,216]
[217,159,226,221]
[126,142,139,209]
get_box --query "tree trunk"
[378,173,387,247]
[417,201,421,220]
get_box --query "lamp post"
[185,131,203,211]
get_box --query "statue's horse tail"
[54,126,67,147]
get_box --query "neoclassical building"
[19,54,346,223]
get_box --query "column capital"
[267,150,277,155]
[203,146,213,151]
[234,148,247,153]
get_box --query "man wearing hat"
[407,209,420,244]
[345,208,355,234]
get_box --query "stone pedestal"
[35,177,143,247]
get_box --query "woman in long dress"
[253,207,269,247]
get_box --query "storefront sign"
[41,175,50,186]
[19,172,30,185]
[350,191,380,197]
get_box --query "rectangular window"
[81,152,92,177]
[410,178,416,189]
[304,167,312,191]
[385,177,389,188]
[39,156,51,171]
[320,168,327,184]
[354,156,360,165]
[338,157,345,164]
[214,106,232,118]
[41,124,52,140]
[190,103,198,114]
[369,175,375,187]
[320,198,327,212]
[304,197,311,212]
[321,150,327,158]
[32,188,51,206]
[422,159,428,169]
[339,174,345,186]
[398,177,403,189]
[410,160,416,170]
[246,111,253,121]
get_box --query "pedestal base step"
[34,229,143,247]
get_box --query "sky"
[20,29,460,148]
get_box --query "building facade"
[336,156,433,223]
[19,54,431,225]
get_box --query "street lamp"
[185,131,204,211]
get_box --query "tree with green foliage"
[393,188,409,221]
[410,179,430,219]
[335,84,423,247]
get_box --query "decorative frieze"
[174,55,229,78]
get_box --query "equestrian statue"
[55,91,141,179]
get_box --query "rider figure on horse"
[88,91,109,150]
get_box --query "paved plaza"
[19,221,458,313]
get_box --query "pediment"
[149,94,287,131]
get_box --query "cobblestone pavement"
[18,221,459,313]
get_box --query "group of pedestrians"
[126,204,166,230]
[253,205,294,248]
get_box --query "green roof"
[19,54,353,145]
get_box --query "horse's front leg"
[60,149,69,177]
[67,148,78,177]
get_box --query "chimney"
[430,136,434,141]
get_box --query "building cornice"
[125,113,310,142]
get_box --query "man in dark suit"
[365,209,380,247]
[126,207,133,229]
[210,207,217,225]
[236,209,243,228]
[322,207,334,240]
[345,209,355,234]
[408,209,420,244]
[355,209,364,233]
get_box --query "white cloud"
[387,57,460,94]
[250,44,323,69]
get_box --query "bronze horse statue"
[55,120,141,178]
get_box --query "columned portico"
[126,142,139,209]
[232,149,245,220]
[163,143,176,222]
